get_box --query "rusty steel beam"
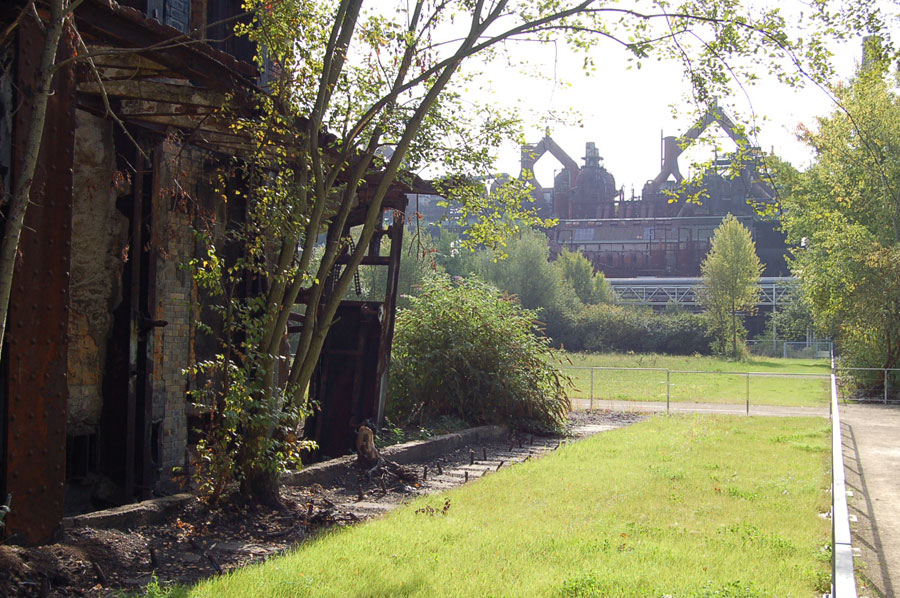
[4,17,76,545]
[375,201,407,427]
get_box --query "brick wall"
[150,143,200,479]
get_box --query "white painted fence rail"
[830,364,857,598]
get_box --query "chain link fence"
[746,339,833,359]
[563,366,831,411]
[834,367,900,404]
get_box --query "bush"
[388,274,571,433]
[431,228,706,356]
[474,228,581,316]
[554,303,713,355]
[555,247,615,305]
[471,228,583,344]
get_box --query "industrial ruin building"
[1,0,414,545]
[522,103,789,279]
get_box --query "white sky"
[474,32,863,192]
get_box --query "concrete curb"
[282,425,508,487]
[63,493,195,530]
[62,425,508,531]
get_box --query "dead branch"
[0,0,35,47]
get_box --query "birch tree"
[4,0,875,504]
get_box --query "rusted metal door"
[305,201,407,459]
[309,302,384,458]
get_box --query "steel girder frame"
[3,16,76,546]
[609,277,795,308]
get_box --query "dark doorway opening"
[100,140,158,504]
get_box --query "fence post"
[666,370,670,415]
[746,373,750,415]
[885,369,889,405]
[831,356,835,416]
[590,368,594,411]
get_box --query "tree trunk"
[238,424,284,508]
[731,301,737,359]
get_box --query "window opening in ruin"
[574,228,593,241]
[65,433,99,482]
[150,421,161,469]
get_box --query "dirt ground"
[0,410,643,597]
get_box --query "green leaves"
[556,247,613,305]
[182,0,894,500]
[389,273,572,433]
[781,61,900,376]
[699,214,763,358]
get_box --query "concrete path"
[841,403,900,598]
[571,398,829,418]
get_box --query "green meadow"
[563,353,831,407]
[174,415,830,598]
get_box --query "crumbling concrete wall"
[68,110,128,435]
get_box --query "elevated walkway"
[607,276,795,307]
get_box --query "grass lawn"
[178,415,830,598]
[563,353,831,407]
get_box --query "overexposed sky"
[474,29,863,192]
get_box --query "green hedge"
[550,303,713,355]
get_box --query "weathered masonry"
[1,0,412,545]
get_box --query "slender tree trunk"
[731,300,737,359]
[0,0,67,359]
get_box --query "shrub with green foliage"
[556,303,713,355]
[472,228,583,342]
[431,227,707,355]
[555,247,615,305]
[474,228,581,315]
[388,274,571,433]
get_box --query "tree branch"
[0,0,35,47]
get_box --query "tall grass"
[564,353,831,407]
[181,415,830,598]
